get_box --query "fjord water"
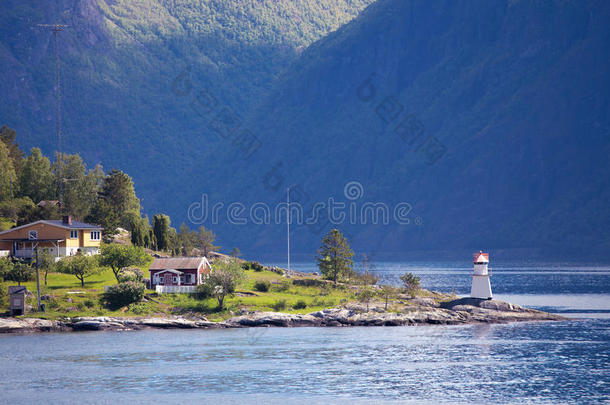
[1,263,609,404]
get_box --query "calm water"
[1,262,609,404]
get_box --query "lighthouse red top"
[473,251,489,264]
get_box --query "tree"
[0,141,17,201]
[0,126,24,174]
[0,258,14,281]
[316,229,354,285]
[86,199,120,240]
[379,285,399,310]
[178,222,198,256]
[229,247,241,258]
[200,259,244,309]
[52,153,101,219]
[19,147,54,203]
[127,213,151,247]
[357,285,376,311]
[197,225,219,256]
[152,214,171,251]
[99,169,140,227]
[5,261,35,286]
[400,272,421,297]
[34,251,57,286]
[99,243,151,282]
[57,255,101,287]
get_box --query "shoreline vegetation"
[0,258,564,334]
[0,129,564,334]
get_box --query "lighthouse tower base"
[471,276,493,299]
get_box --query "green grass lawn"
[1,268,358,321]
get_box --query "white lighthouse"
[471,251,493,299]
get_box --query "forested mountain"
[1,0,609,259]
[0,0,373,237]
[226,0,610,259]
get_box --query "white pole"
[287,186,290,274]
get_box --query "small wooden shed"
[8,286,27,316]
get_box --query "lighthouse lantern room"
[471,251,493,299]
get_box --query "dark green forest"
[0,125,218,256]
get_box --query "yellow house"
[0,216,102,260]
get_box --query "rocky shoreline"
[0,298,565,333]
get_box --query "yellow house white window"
[70,230,78,239]
[90,231,100,240]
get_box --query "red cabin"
[149,257,212,288]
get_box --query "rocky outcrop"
[0,298,564,333]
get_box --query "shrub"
[102,281,145,310]
[249,261,264,272]
[118,268,144,283]
[196,282,214,299]
[84,299,96,308]
[293,299,307,309]
[400,272,421,296]
[0,281,7,306]
[274,281,290,292]
[311,297,325,307]
[253,280,270,292]
[129,302,155,315]
[271,299,287,311]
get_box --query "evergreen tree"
[178,222,197,256]
[198,225,219,256]
[316,229,354,285]
[52,153,89,219]
[0,126,24,174]
[19,147,54,203]
[86,199,120,239]
[0,142,17,201]
[100,169,140,227]
[152,214,171,251]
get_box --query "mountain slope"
[227,0,610,258]
[0,0,374,225]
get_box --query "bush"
[248,261,264,272]
[293,299,307,309]
[400,272,421,295]
[102,281,145,310]
[129,301,155,315]
[253,280,270,292]
[118,268,144,283]
[274,281,290,292]
[196,282,214,299]
[271,299,287,311]
[84,299,96,308]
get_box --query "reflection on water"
[0,262,609,403]
[0,321,608,403]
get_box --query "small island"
[0,253,563,334]
[0,135,564,333]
